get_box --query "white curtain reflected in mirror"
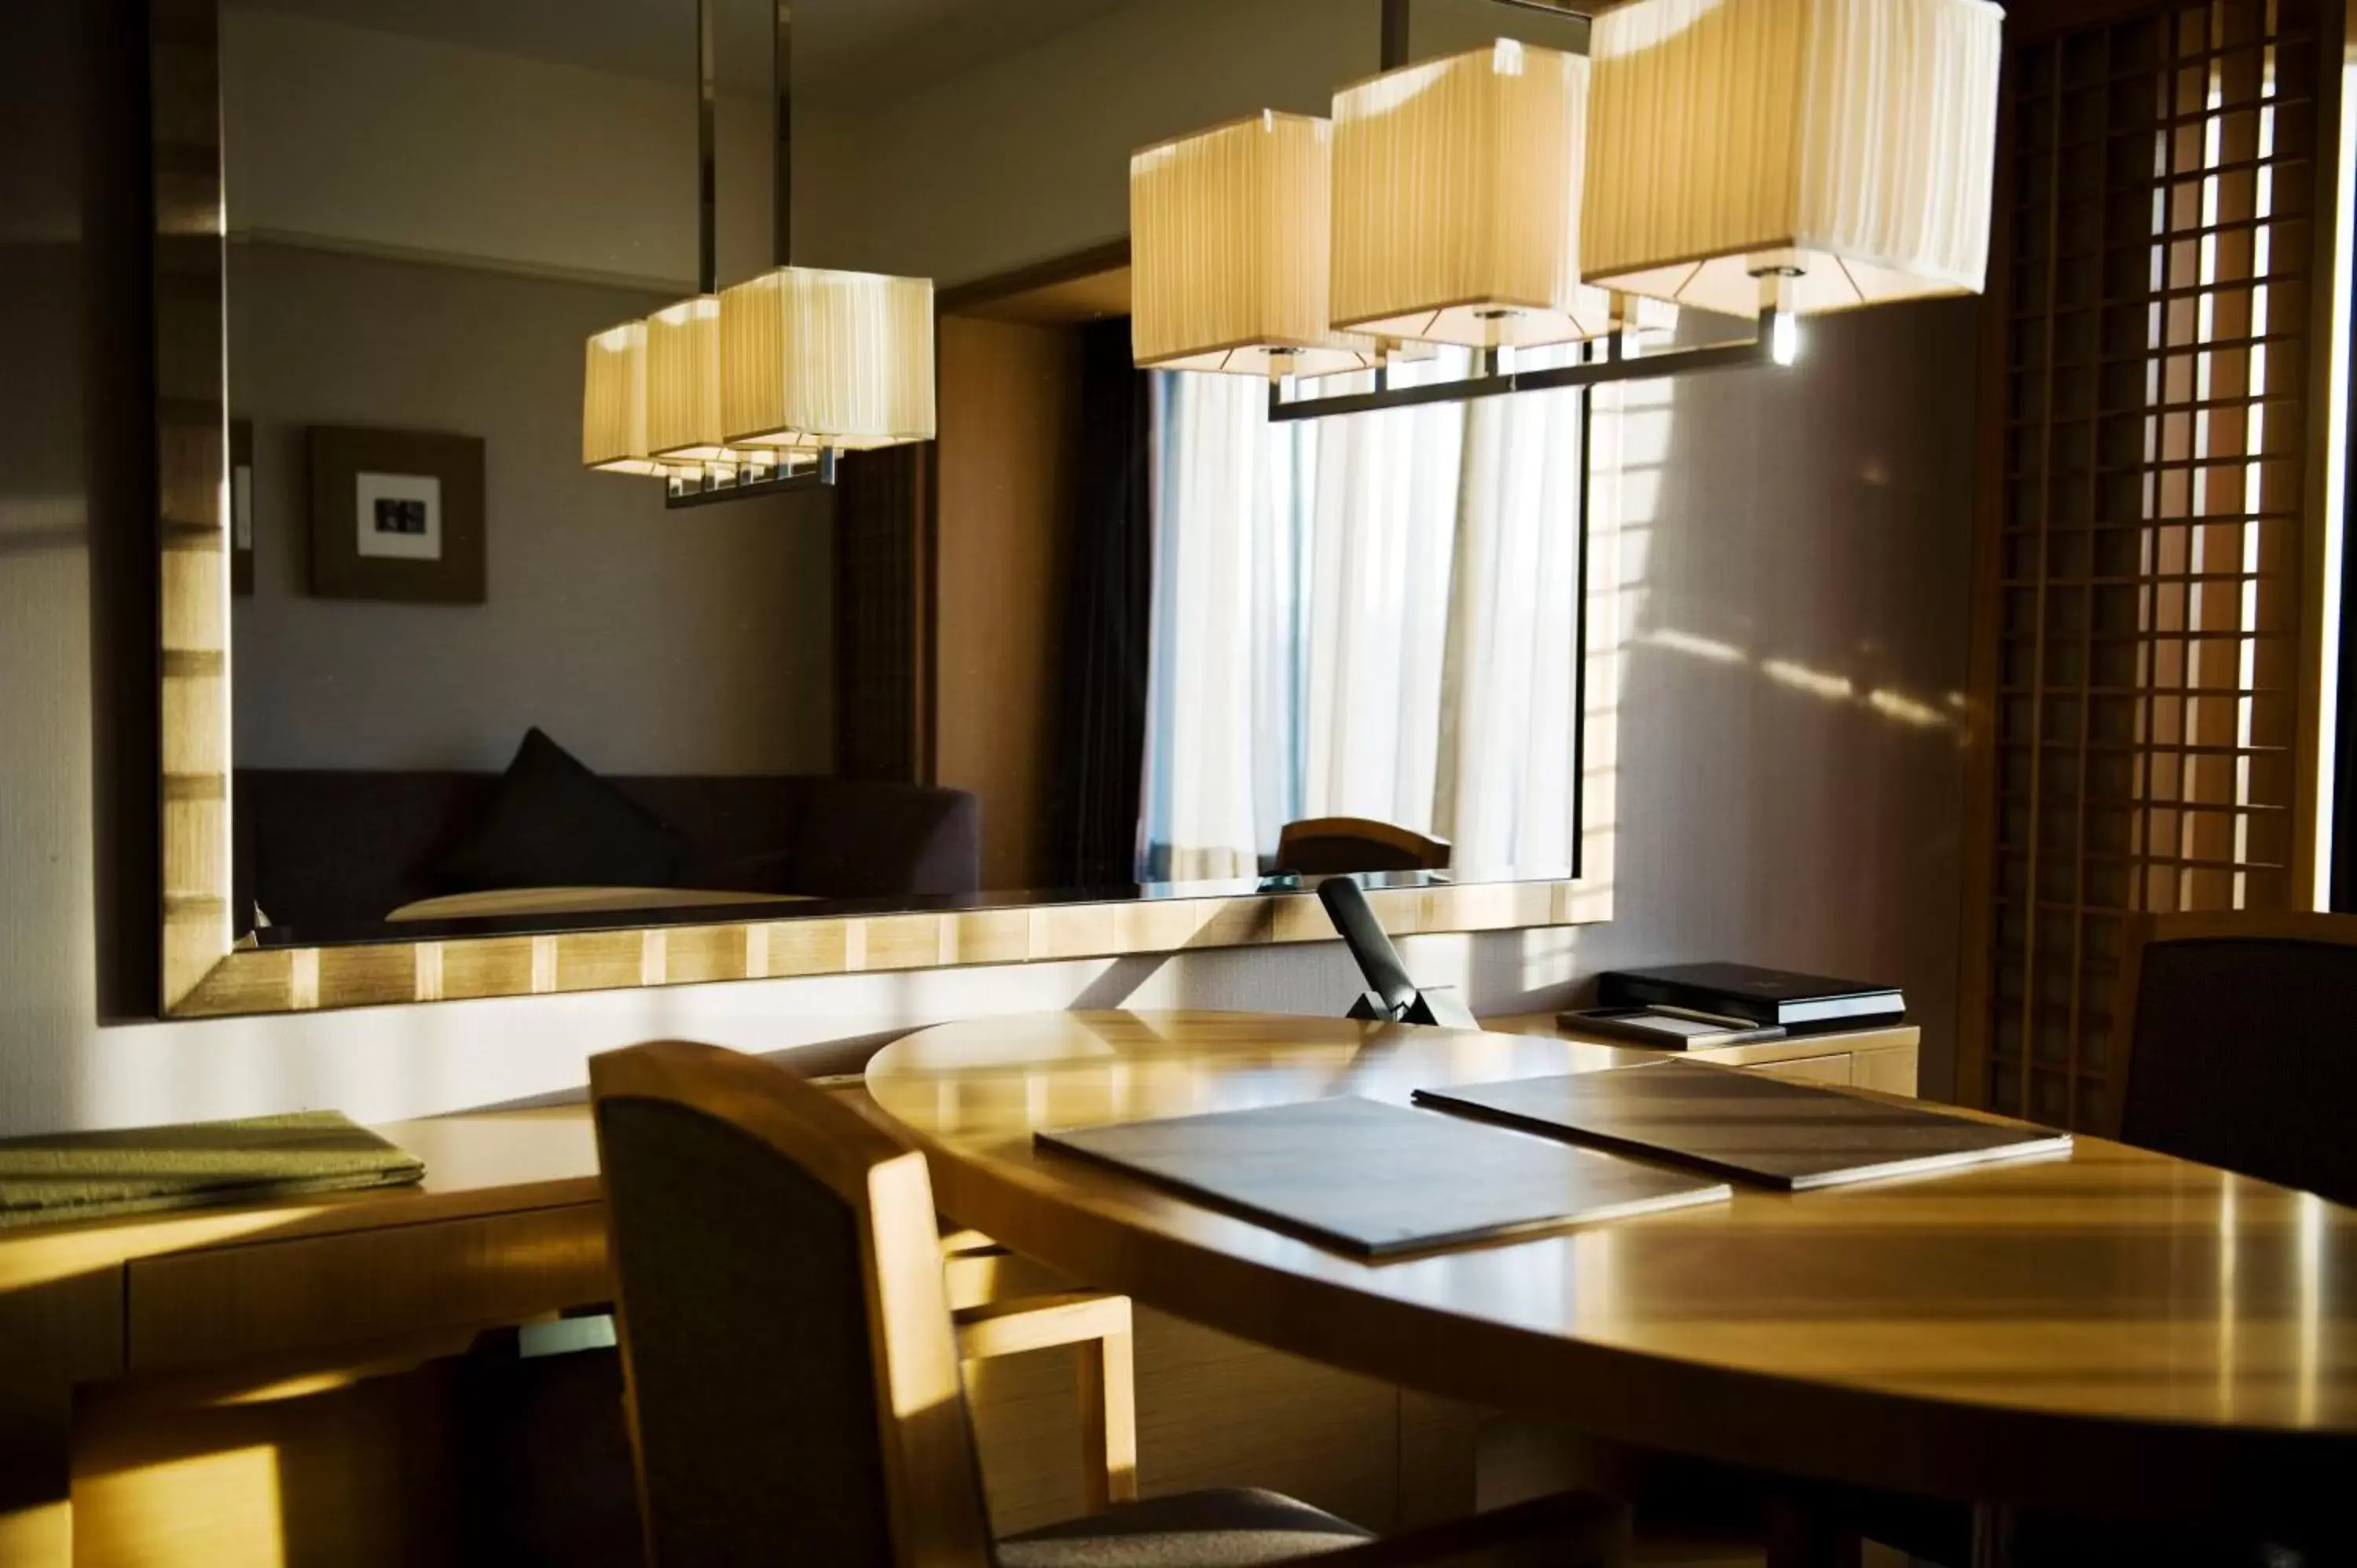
[1143,343,1605,884]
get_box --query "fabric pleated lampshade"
[719,266,936,451]
[1582,0,2004,318]
[1329,41,1610,350]
[644,295,744,462]
[1131,111,1379,377]
[582,319,664,474]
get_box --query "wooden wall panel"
[1970,0,2332,1123]
[154,0,232,1013]
[933,317,1085,892]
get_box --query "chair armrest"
[953,1289,1138,1511]
[1310,1490,1630,1568]
[953,1291,1129,1360]
[940,1226,1083,1310]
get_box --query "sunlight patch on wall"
[1641,629,1959,737]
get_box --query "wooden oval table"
[864,1010,2357,1547]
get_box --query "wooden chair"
[2110,909,2357,1207]
[1276,818,1452,876]
[589,1039,1629,1568]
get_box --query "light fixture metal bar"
[1485,0,1598,17]
[697,0,718,294]
[1266,312,1788,423]
[665,448,839,509]
[1382,0,1595,72]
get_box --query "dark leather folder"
[1416,1060,2069,1192]
[1037,1095,1728,1257]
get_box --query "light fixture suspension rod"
[1266,312,1788,423]
[697,0,718,293]
[773,2,793,266]
[1382,0,1593,71]
[1380,0,1409,69]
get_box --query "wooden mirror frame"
[148,0,1618,1019]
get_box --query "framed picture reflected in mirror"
[306,425,486,604]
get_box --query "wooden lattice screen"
[1979,0,2326,1125]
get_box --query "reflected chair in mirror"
[1276,818,1452,877]
[2111,910,2357,1207]
[590,1040,1630,1567]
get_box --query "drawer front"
[127,1203,610,1372]
[1852,1045,1919,1097]
[1747,1054,1853,1086]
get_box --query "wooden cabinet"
[1479,1014,1921,1098]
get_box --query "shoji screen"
[1973,0,2330,1124]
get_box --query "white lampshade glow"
[582,319,666,474]
[1583,0,2003,319]
[720,266,936,451]
[1330,41,1600,350]
[1131,112,1379,377]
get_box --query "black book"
[1597,962,1904,1032]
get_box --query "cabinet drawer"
[1852,1046,1919,1097]
[128,1203,610,1372]
[1747,1054,1852,1086]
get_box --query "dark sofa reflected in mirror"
[222,0,1600,948]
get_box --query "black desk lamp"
[1317,877,1479,1028]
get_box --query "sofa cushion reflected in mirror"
[427,727,695,898]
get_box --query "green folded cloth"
[0,1110,425,1229]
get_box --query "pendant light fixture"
[1581,0,2004,320]
[1132,0,2000,426]
[1130,111,1380,377]
[582,0,936,505]
[1329,38,1607,350]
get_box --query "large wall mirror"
[153,0,1618,1017]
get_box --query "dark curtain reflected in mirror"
[1049,318,1155,892]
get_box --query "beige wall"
[797,0,1586,284]
[227,241,834,776]
[221,5,779,291]
[0,0,1976,1138]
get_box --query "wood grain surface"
[863,1009,2357,1538]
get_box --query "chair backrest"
[1275,816,1452,876]
[2113,911,2357,1205]
[589,1042,995,1568]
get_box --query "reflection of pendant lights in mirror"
[583,321,661,475]
[580,0,936,503]
[645,295,761,466]
[1582,0,2003,320]
[1134,0,2002,423]
[720,266,937,452]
